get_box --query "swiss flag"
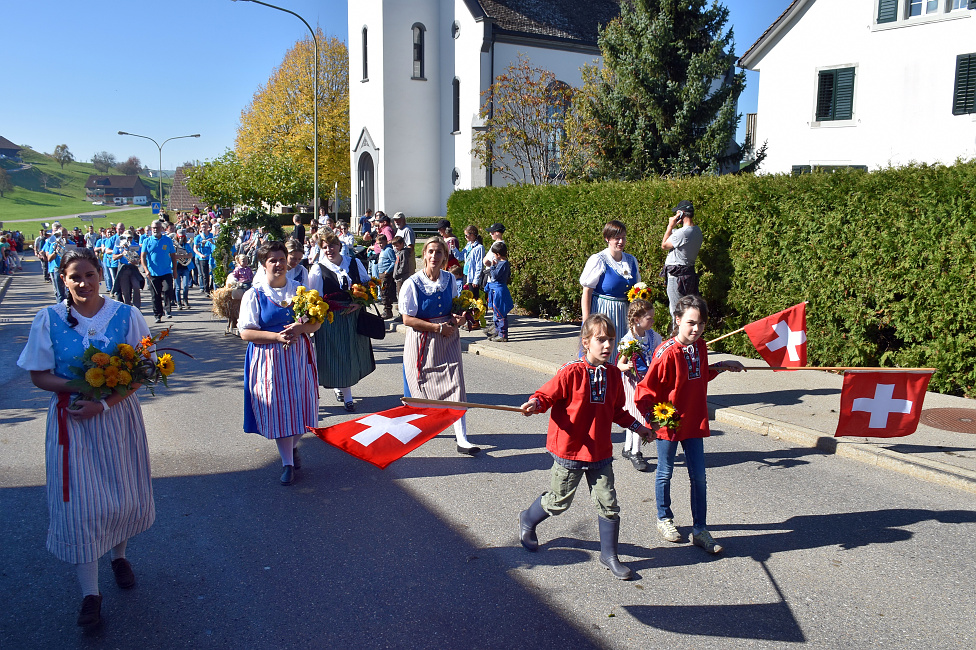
[835,371,932,438]
[308,405,466,469]
[743,303,807,369]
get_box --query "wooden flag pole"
[401,397,526,413]
[706,327,744,346]
[717,366,937,372]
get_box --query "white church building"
[739,0,976,174]
[347,0,621,218]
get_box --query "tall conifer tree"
[574,0,744,179]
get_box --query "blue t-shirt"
[142,235,175,276]
[42,240,60,274]
[193,233,215,260]
[104,234,120,267]
[113,242,133,266]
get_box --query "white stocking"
[454,414,475,448]
[275,437,295,466]
[76,561,99,596]
[340,387,353,402]
[111,540,127,560]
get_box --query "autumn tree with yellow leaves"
[236,28,349,208]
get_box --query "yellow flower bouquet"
[349,277,381,308]
[293,286,333,325]
[627,282,653,303]
[452,290,487,330]
[66,327,188,404]
[650,401,681,433]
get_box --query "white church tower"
[348,0,620,218]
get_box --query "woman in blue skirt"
[579,220,641,353]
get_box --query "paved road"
[1,267,974,648]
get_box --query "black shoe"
[519,495,550,551]
[344,401,356,412]
[598,515,633,580]
[382,311,394,319]
[280,465,295,485]
[111,558,136,589]
[167,313,173,319]
[630,452,649,472]
[621,448,632,460]
[77,594,102,627]
[293,448,302,470]
[154,316,163,323]
[456,444,481,455]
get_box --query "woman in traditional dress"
[579,220,641,352]
[399,237,480,455]
[17,247,155,628]
[239,241,321,486]
[307,232,376,412]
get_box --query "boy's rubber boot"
[598,515,633,580]
[518,495,550,551]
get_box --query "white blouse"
[307,255,368,295]
[238,280,302,331]
[579,250,641,289]
[17,298,151,372]
[398,269,458,317]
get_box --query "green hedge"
[447,161,976,396]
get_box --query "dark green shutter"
[833,68,855,120]
[791,165,812,175]
[953,54,976,116]
[877,0,898,23]
[816,71,835,120]
[969,0,975,11]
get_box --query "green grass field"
[0,148,172,226]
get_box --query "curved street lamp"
[117,131,201,206]
[231,0,319,216]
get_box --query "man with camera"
[661,199,703,324]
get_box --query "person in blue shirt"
[112,233,143,308]
[193,222,216,293]
[140,221,177,323]
[104,222,124,291]
[376,233,396,318]
[42,227,69,302]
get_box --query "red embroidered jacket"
[635,338,718,442]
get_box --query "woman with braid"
[17,247,156,628]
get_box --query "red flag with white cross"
[308,405,466,469]
[834,371,932,438]
[743,303,808,369]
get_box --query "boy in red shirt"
[518,313,654,580]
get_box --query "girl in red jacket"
[635,295,744,554]
[518,313,654,580]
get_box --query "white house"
[739,0,976,174]
[348,0,620,218]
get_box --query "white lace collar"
[52,297,121,350]
[259,280,299,306]
[412,269,452,296]
[602,250,633,280]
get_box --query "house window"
[452,78,460,133]
[952,53,976,115]
[545,81,572,178]
[362,27,368,80]
[907,0,939,16]
[949,0,972,10]
[815,67,856,121]
[412,24,425,79]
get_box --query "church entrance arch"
[358,152,374,217]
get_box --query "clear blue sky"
[0,0,785,169]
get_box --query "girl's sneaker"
[629,452,649,472]
[692,530,723,554]
[657,518,682,543]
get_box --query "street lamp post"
[231,0,319,217]
[117,131,201,206]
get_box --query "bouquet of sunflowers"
[349,277,380,308]
[627,282,653,303]
[65,327,186,405]
[452,289,487,331]
[649,401,680,434]
[293,286,333,325]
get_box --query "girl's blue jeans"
[175,266,192,303]
[655,437,707,533]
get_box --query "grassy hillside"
[0,148,172,223]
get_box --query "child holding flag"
[635,295,744,554]
[518,313,655,580]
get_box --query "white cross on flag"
[834,371,932,438]
[743,303,807,369]
[308,405,466,469]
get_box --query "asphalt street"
[1,265,974,649]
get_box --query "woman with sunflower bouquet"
[634,295,744,556]
[307,232,376,413]
[17,247,157,628]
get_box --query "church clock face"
[452,21,460,39]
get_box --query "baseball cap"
[393,211,406,221]
[436,218,451,230]
[487,223,505,234]
[672,200,694,216]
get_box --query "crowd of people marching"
[17,199,749,628]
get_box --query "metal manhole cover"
[919,408,976,434]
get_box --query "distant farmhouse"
[168,166,206,212]
[0,135,23,161]
[739,0,976,174]
[348,0,624,218]
[85,175,154,206]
